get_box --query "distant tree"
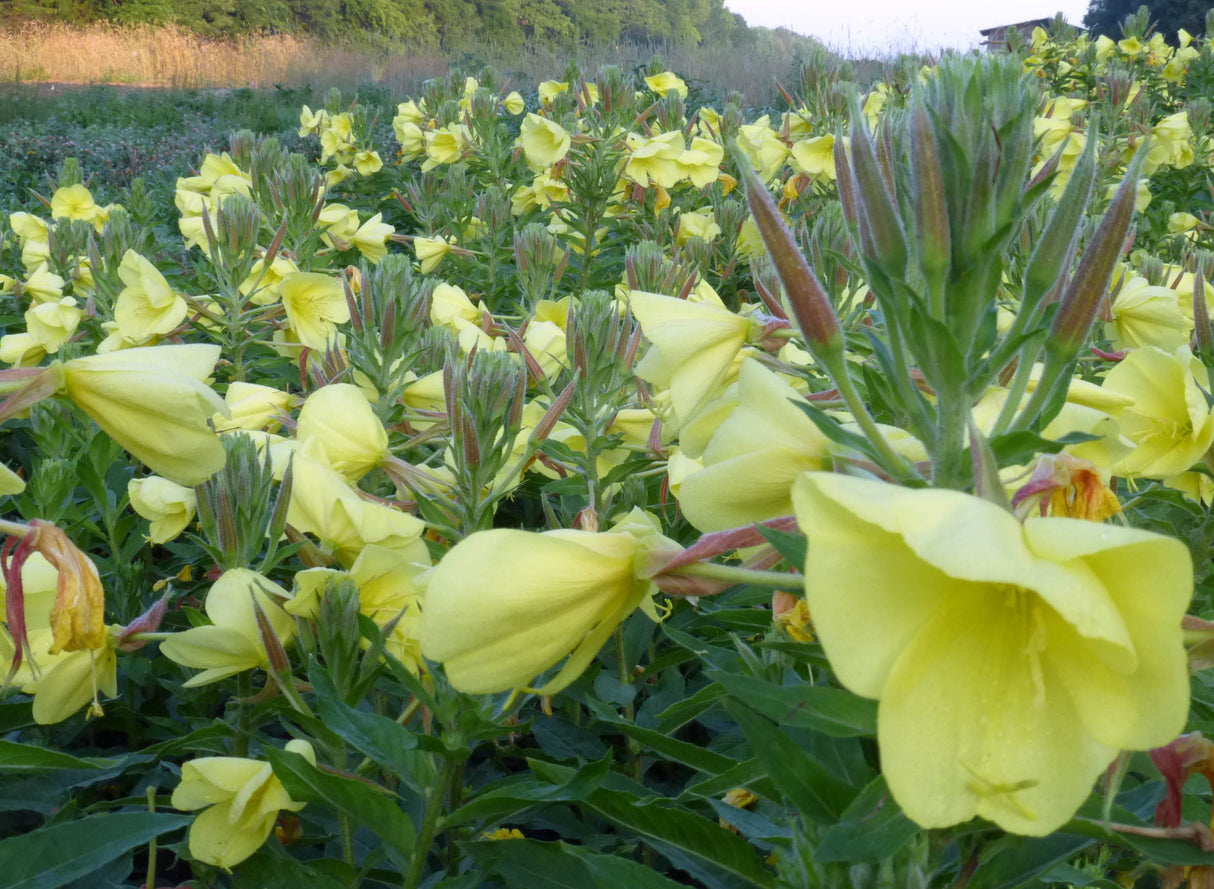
[1083,0,1213,38]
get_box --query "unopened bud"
[739,155,842,358]
[909,103,949,282]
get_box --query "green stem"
[403,757,458,889]
[339,813,356,868]
[931,384,970,490]
[233,672,251,758]
[822,352,924,483]
[145,787,158,889]
[615,628,642,783]
[668,562,800,590]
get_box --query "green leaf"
[465,838,689,889]
[725,700,857,825]
[585,701,737,775]
[579,787,777,887]
[0,812,191,889]
[442,754,612,828]
[709,672,877,737]
[815,776,919,863]
[754,524,807,568]
[0,740,121,773]
[655,683,726,733]
[310,665,420,778]
[232,845,350,889]
[967,832,1092,889]
[266,748,415,864]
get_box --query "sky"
[724,0,1092,54]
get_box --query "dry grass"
[0,21,872,104]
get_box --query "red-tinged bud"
[251,592,291,676]
[117,594,170,652]
[910,103,950,282]
[739,155,843,359]
[1046,146,1145,360]
[848,108,908,275]
[1195,259,1212,357]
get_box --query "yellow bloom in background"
[629,289,762,429]
[279,272,350,351]
[502,91,525,115]
[1104,275,1189,351]
[790,134,838,181]
[172,739,314,870]
[0,333,46,367]
[240,254,299,306]
[736,118,790,183]
[1146,111,1195,173]
[519,113,571,169]
[213,381,294,433]
[676,360,833,532]
[22,263,65,303]
[56,344,228,486]
[792,471,1190,835]
[676,137,725,189]
[159,568,295,686]
[318,203,360,247]
[624,131,685,189]
[395,121,426,160]
[1102,345,1214,479]
[413,235,454,274]
[423,125,472,171]
[353,149,383,176]
[114,250,188,344]
[50,184,97,223]
[644,70,688,98]
[419,509,677,695]
[295,383,389,482]
[24,297,83,353]
[128,476,197,543]
[537,80,569,106]
[349,213,394,263]
[675,209,721,245]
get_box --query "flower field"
[4,13,1214,888]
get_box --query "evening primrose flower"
[1105,275,1189,351]
[128,476,197,543]
[414,235,454,274]
[114,250,188,344]
[24,297,83,353]
[676,209,721,245]
[279,272,351,351]
[295,383,389,482]
[644,70,688,98]
[423,125,473,171]
[629,289,764,428]
[1102,345,1214,479]
[624,131,685,189]
[792,471,1190,835]
[676,360,834,531]
[213,381,293,433]
[736,118,790,183]
[172,739,314,870]
[352,149,383,176]
[50,184,97,223]
[790,134,838,181]
[418,509,678,695]
[519,114,571,169]
[159,569,294,686]
[502,91,525,115]
[537,80,569,106]
[54,344,228,485]
[676,137,725,188]
[349,213,394,263]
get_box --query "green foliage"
[1083,0,1214,38]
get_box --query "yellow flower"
[537,80,569,106]
[159,568,295,686]
[279,272,351,351]
[644,70,688,98]
[49,184,97,223]
[789,134,838,181]
[1105,276,1189,351]
[418,509,677,695]
[213,381,293,433]
[172,739,314,870]
[624,131,685,189]
[413,235,454,275]
[792,471,1190,835]
[128,476,197,543]
[423,125,472,171]
[629,289,762,428]
[675,209,721,245]
[676,360,833,531]
[24,297,83,353]
[519,114,571,169]
[22,263,65,303]
[502,91,525,115]
[395,121,426,160]
[353,149,383,176]
[114,250,188,344]
[676,137,724,189]
[295,383,389,482]
[349,213,394,263]
[736,117,789,183]
[1102,345,1214,479]
[55,344,228,485]
[240,254,299,306]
